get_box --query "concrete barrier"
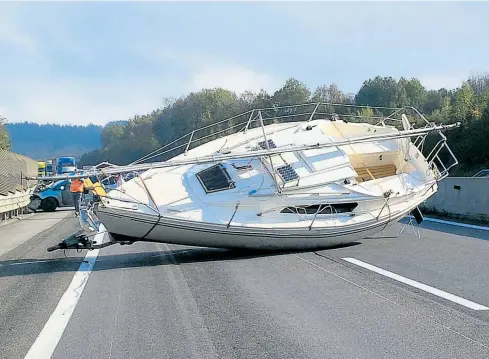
[421,177,489,222]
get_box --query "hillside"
[5,122,103,160]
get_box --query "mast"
[30,122,460,181]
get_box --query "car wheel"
[41,197,58,212]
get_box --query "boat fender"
[248,189,257,196]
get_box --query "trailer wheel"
[41,197,58,212]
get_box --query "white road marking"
[24,225,105,359]
[343,257,489,311]
[294,254,489,350]
[407,215,489,231]
[0,260,52,267]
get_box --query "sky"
[1,1,488,126]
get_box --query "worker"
[70,175,84,216]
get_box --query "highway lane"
[323,220,489,308]
[1,216,488,359]
[0,211,86,359]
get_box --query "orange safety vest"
[70,179,84,193]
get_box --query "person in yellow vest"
[70,176,84,216]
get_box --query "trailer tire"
[41,197,58,212]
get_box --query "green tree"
[272,78,311,107]
[0,116,11,151]
[81,114,160,165]
[357,107,376,124]
[251,89,274,109]
[422,90,444,114]
[100,122,125,148]
[466,74,489,119]
[311,84,346,104]
[429,92,452,124]
[399,78,427,109]
[446,106,489,173]
[310,84,349,117]
[79,148,107,166]
[467,73,489,95]
[152,88,242,148]
[452,82,474,120]
[355,76,407,108]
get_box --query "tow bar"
[47,232,115,252]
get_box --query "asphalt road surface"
[1,212,488,359]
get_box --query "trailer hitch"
[47,232,114,252]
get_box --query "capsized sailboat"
[43,103,460,251]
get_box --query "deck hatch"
[232,163,253,173]
[196,164,235,193]
[257,139,277,150]
[276,164,299,183]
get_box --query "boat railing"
[376,107,459,181]
[425,132,459,181]
[34,103,459,183]
[131,102,434,165]
[376,106,432,127]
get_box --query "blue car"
[29,180,75,212]
[29,177,118,212]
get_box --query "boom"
[31,122,459,181]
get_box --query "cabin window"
[280,203,358,215]
[196,164,235,193]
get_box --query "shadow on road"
[0,242,361,278]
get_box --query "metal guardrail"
[0,150,38,217]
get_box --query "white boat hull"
[94,200,420,250]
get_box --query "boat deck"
[354,164,398,182]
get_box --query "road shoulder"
[0,210,72,257]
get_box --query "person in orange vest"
[70,175,84,216]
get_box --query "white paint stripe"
[343,257,489,311]
[0,260,53,267]
[9,259,65,266]
[24,225,105,359]
[11,260,52,266]
[407,215,489,231]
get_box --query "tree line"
[4,122,103,160]
[74,73,488,175]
